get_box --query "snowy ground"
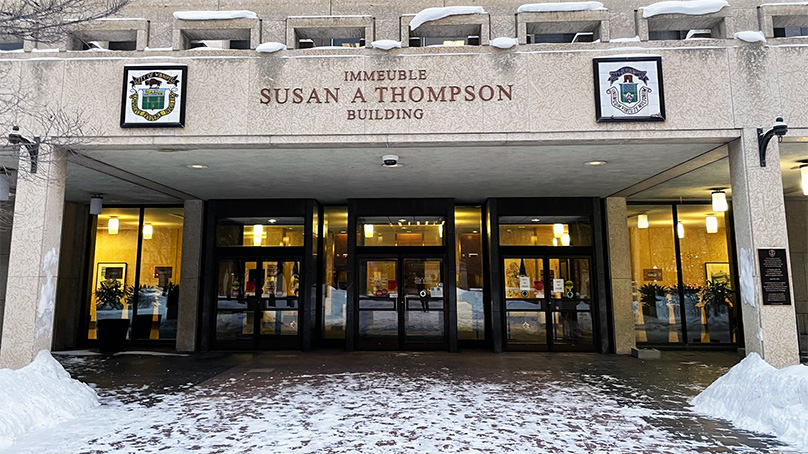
[0,351,795,454]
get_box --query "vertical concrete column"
[0,225,12,350]
[728,130,800,368]
[176,199,203,352]
[52,202,90,350]
[0,147,67,369]
[605,198,636,354]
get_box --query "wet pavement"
[11,349,799,453]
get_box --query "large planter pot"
[97,318,129,354]
[132,314,162,339]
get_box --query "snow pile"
[642,0,729,18]
[691,353,808,451]
[173,10,258,20]
[517,2,605,13]
[0,351,99,449]
[371,39,402,50]
[490,37,518,49]
[409,6,486,30]
[735,31,767,43]
[256,42,286,53]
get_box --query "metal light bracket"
[758,117,788,167]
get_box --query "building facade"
[0,0,806,369]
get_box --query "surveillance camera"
[773,117,788,137]
[382,154,399,167]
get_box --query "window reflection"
[456,207,485,340]
[322,207,348,339]
[357,216,444,246]
[216,217,304,247]
[499,216,592,246]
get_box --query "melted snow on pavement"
[2,368,783,454]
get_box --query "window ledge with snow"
[758,3,808,39]
[516,7,610,43]
[286,16,374,50]
[400,10,490,47]
[635,2,734,41]
[172,15,261,50]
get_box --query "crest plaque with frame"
[121,65,188,128]
[593,56,665,122]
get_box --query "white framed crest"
[121,65,187,128]
[593,57,665,122]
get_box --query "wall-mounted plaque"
[121,65,188,128]
[758,248,791,306]
[643,268,663,281]
[593,57,665,122]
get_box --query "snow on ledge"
[642,0,729,18]
[409,6,486,31]
[759,1,808,6]
[610,35,642,42]
[0,351,99,449]
[371,39,402,50]
[173,10,258,21]
[691,353,808,451]
[491,37,519,49]
[517,2,606,13]
[735,31,766,43]
[256,42,286,53]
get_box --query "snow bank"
[371,39,402,50]
[491,37,518,49]
[0,350,98,449]
[409,6,486,30]
[517,2,605,13]
[691,353,808,451]
[173,10,258,20]
[642,0,729,18]
[256,42,286,53]
[735,31,767,43]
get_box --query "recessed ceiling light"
[531,218,540,222]
[472,230,479,233]
[187,164,208,169]
[585,160,607,166]
[268,219,277,223]
[398,219,407,223]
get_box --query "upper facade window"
[636,1,734,41]
[66,18,149,51]
[172,10,261,50]
[0,41,24,52]
[516,3,610,44]
[758,3,808,39]
[400,8,490,47]
[286,16,373,49]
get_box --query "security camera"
[773,117,788,137]
[382,154,399,167]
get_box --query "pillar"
[728,130,800,368]
[175,199,203,352]
[0,223,12,351]
[605,197,636,354]
[52,202,90,350]
[0,147,67,369]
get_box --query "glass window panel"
[503,258,544,299]
[359,311,398,337]
[262,261,301,298]
[498,216,592,246]
[216,311,253,340]
[135,207,184,340]
[216,217,304,247]
[360,260,398,297]
[506,312,547,343]
[357,216,444,246]
[88,208,140,340]
[323,207,348,339]
[402,259,442,298]
[548,258,591,300]
[405,311,444,339]
[551,311,594,347]
[627,205,682,344]
[677,205,735,344]
[456,207,485,340]
[260,310,298,335]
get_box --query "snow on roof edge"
[173,10,258,21]
[517,2,606,13]
[409,6,486,31]
[642,0,729,18]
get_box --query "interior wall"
[785,198,808,355]
[53,202,90,350]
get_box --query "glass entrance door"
[214,258,301,348]
[504,256,595,351]
[358,256,447,350]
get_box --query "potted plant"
[130,285,163,339]
[699,279,734,343]
[638,283,668,343]
[95,280,132,353]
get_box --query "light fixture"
[553,237,558,246]
[561,233,571,246]
[252,224,263,246]
[472,230,478,234]
[268,218,277,223]
[398,219,406,223]
[711,189,728,212]
[584,160,607,166]
[108,217,119,235]
[143,223,153,240]
[638,214,649,229]
[553,223,565,237]
[677,222,685,239]
[7,126,40,173]
[89,194,103,215]
[531,218,540,222]
[382,154,401,168]
[758,117,788,167]
[438,224,443,238]
[0,172,9,201]
[364,224,374,238]
[801,164,808,196]
[187,164,208,169]
[706,215,718,234]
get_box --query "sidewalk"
[4,350,797,453]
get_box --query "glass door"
[504,256,595,351]
[357,256,447,350]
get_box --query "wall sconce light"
[561,233,571,246]
[0,171,9,201]
[677,221,685,239]
[553,223,564,237]
[108,217,119,235]
[143,223,153,239]
[706,215,718,234]
[7,126,40,173]
[438,224,443,238]
[364,224,374,238]
[638,214,649,229]
[711,189,728,212]
[758,117,788,167]
[252,224,263,246]
[801,164,808,196]
[89,194,103,215]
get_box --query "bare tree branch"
[0,0,130,43]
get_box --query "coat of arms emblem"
[606,67,652,115]
[128,71,181,121]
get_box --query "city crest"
[128,71,181,122]
[605,66,652,115]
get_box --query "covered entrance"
[357,255,447,350]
